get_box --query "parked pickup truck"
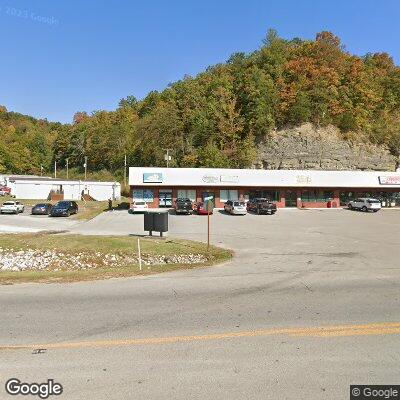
[247,198,277,215]
[174,198,193,215]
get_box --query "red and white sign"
[379,176,400,185]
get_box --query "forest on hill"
[1,30,400,179]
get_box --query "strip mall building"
[129,167,400,208]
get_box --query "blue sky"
[0,0,399,123]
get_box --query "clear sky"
[0,0,399,123]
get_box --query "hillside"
[1,30,400,176]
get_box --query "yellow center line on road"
[2,322,400,351]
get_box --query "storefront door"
[202,191,215,207]
[159,189,172,207]
[285,190,297,207]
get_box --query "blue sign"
[143,172,163,183]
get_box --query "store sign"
[220,175,239,183]
[296,175,312,184]
[143,172,163,183]
[379,176,400,185]
[202,175,219,184]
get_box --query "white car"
[0,201,25,214]
[348,198,381,212]
[224,200,247,215]
[130,201,149,213]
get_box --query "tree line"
[1,30,400,179]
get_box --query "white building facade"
[6,177,121,201]
[129,167,400,208]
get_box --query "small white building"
[7,177,121,201]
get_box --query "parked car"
[0,186,11,196]
[348,198,381,212]
[0,201,24,214]
[247,198,277,215]
[31,203,53,215]
[50,201,78,217]
[195,202,213,215]
[130,201,149,213]
[224,200,247,215]
[174,198,193,214]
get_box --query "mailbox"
[154,212,168,233]
[143,211,168,236]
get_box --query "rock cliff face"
[254,123,398,171]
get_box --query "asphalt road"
[1,209,400,399]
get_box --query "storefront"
[129,167,400,208]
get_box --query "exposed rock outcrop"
[254,123,397,171]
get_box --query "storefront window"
[339,191,355,206]
[177,189,196,202]
[220,189,238,202]
[133,189,154,202]
[302,190,334,202]
[249,190,280,202]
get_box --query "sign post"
[206,200,213,250]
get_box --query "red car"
[195,202,213,215]
[0,186,11,196]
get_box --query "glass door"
[159,189,172,207]
[202,191,215,207]
[285,190,297,207]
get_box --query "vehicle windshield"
[368,199,381,203]
[135,201,145,205]
[177,198,190,202]
[3,202,15,205]
[35,204,47,207]
[55,201,69,207]
[233,201,244,206]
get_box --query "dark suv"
[174,198,193,214]
[247,198,277,215]
[50,201,78,217]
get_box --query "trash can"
[144,212,155,233]
[154,212,168,234]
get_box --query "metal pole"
[66,158,69,179]
[207,210,210,250]
[124,154,127,188]
[138,238,142,271]
[40,165,43,176]
[84,156,87,180]
[166,149,169,168]
[54,161,57,178]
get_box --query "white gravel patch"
[0,248,208,272]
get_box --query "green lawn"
[0,233,232,284]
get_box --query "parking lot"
[1,207,400,399]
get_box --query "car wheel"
[348,204,352,210]
[361,206,367,212]
[67,211,70,217]
[257,208,260,215]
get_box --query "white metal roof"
[129,167,400,189]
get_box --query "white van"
[348,198,381,212]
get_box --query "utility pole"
[164,149,172,168]
[124,154,127,188]
[66,158,69,179]
[84,156,88,180]
[54,161,57,178]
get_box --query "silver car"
[224,200,247,215]
[0,201,25,214]
[348,198,381,212]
